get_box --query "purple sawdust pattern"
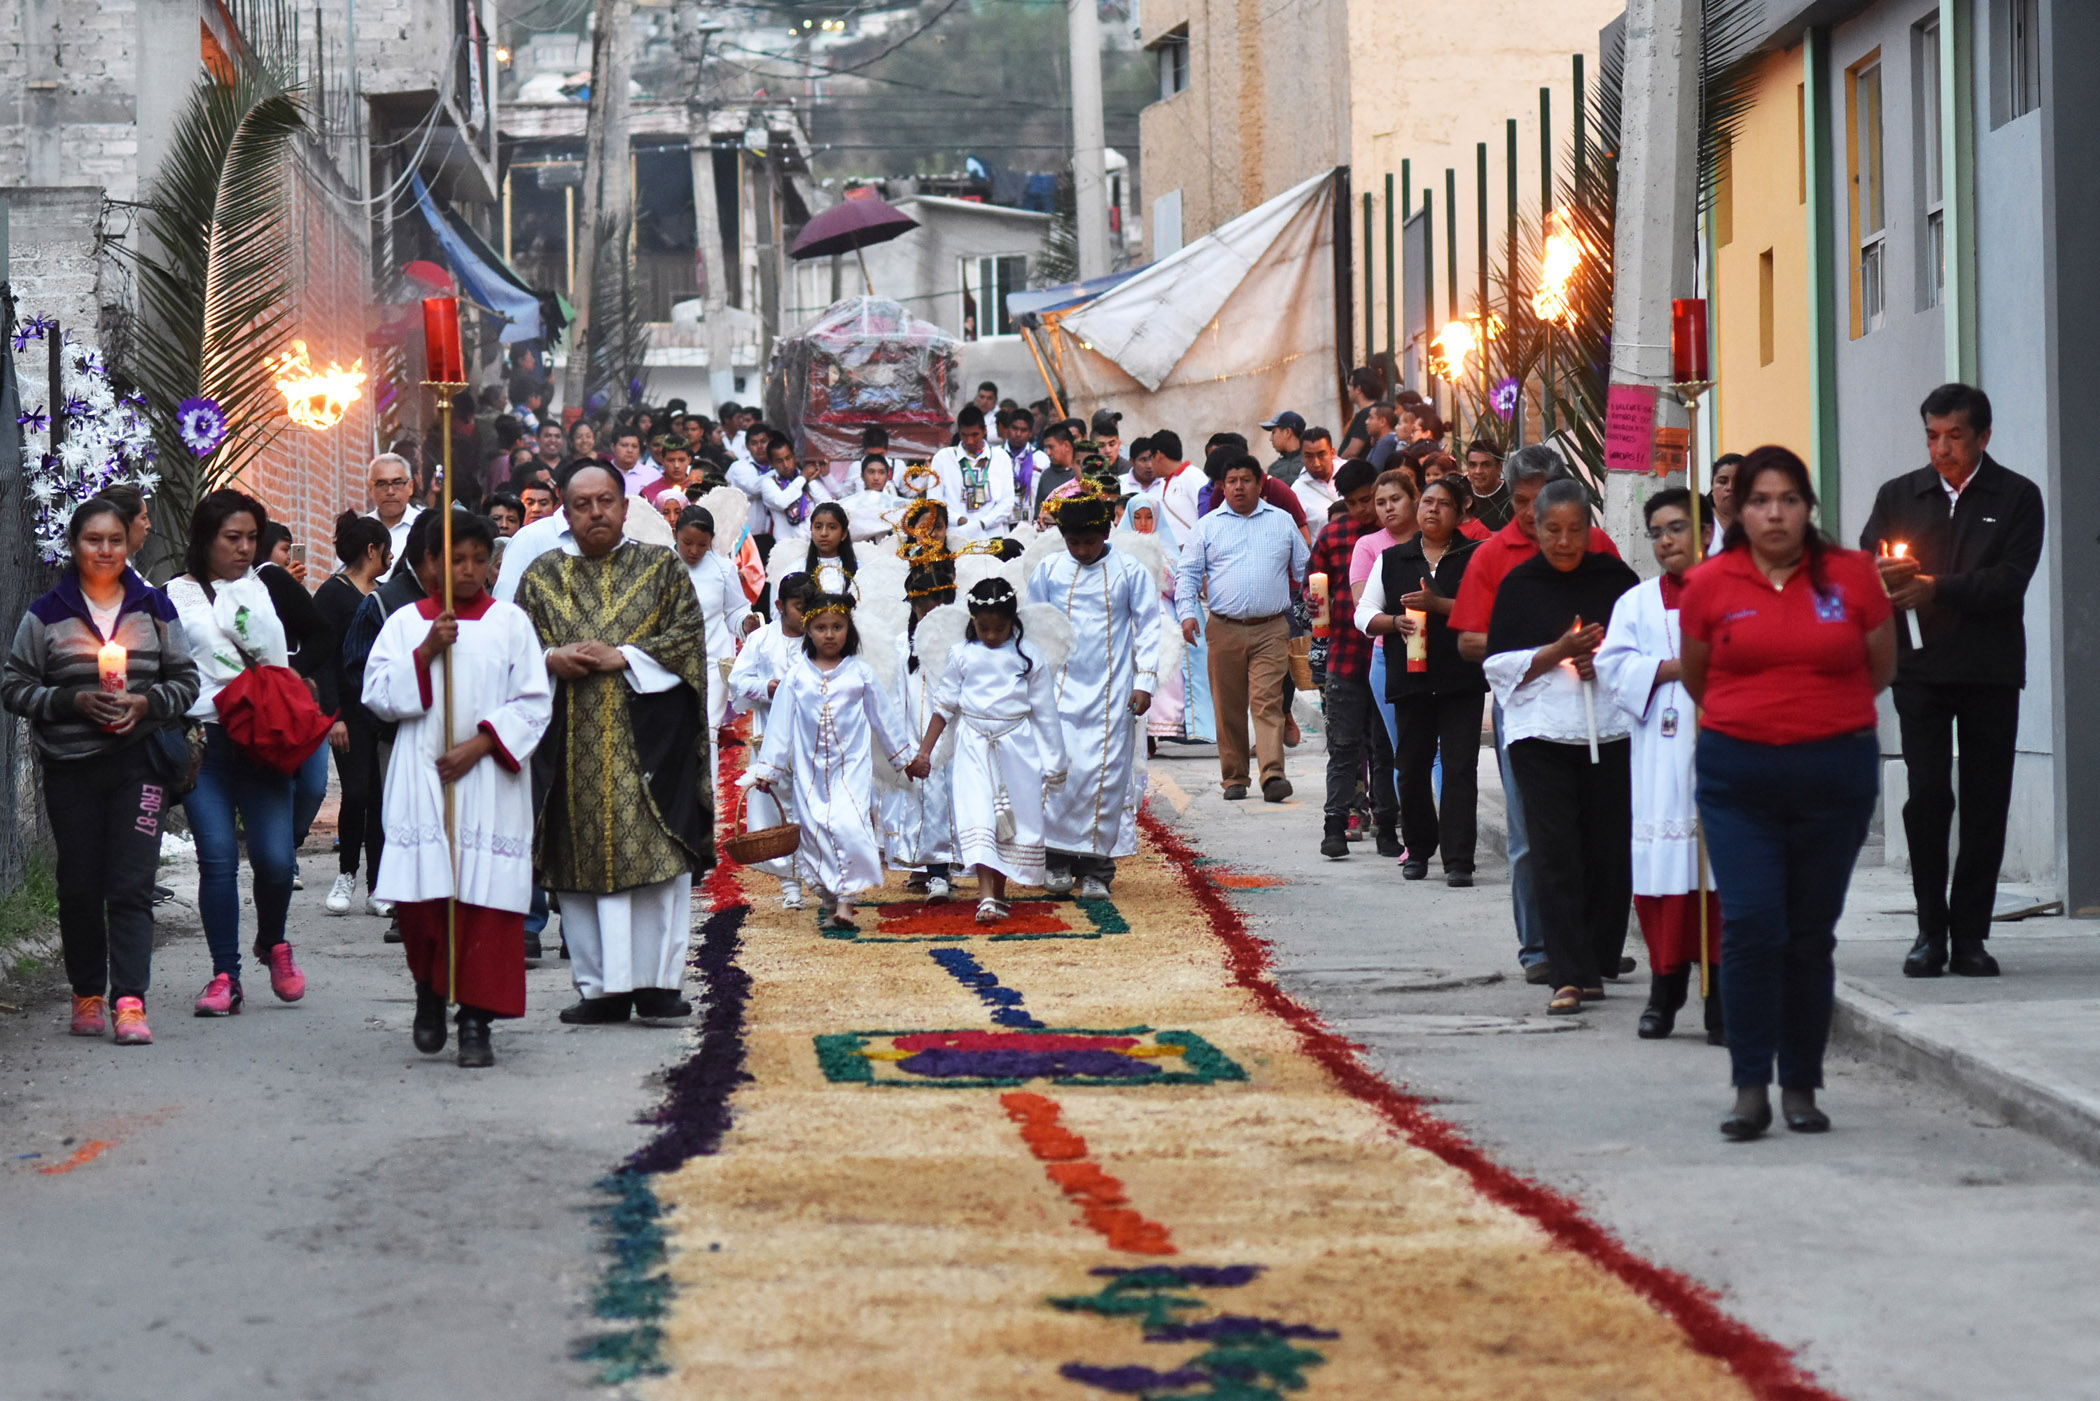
[896,1047,1160,1079]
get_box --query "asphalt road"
[0,838,686,1401]
[6,731,2100,1400]
[1147,732,2100,1401]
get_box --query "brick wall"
[235,160,377,563]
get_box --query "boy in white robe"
[365,514,552,1068]
[885,555,960,898]
[1026,491,1160,897]
[907,579,1068,925]
[674,504,755,734]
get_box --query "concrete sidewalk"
[1285,691,2100,1169]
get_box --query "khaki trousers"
[1204,611,1290,791]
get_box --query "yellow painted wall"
[1712,47,1813,461]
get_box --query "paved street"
[2,727,2098,1399]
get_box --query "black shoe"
[455,1009,494,1068]
[1319,820,1348,859]
[1222,785,1249,800]
[523,933,543,961]
[412,982,448,1054]
[1949,938,2001,977]
[558,994,632,1024]
[1637,967,1690,1040]
[1721,1088,1772,1141]
[1445,870,1474,888]
[1400,859,1428,880]
[632,987,693,1019]
[1374,824,1403,859]
[1703,976,1726,1045]
[1903,933,1948,978]
[152,883,175,905]
[1781,1088,1830,1133]
[1262,778,1293,803]
[383,920,403,945]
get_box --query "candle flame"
[1890,542,1909,559]
[1429,313,1504,381]
[1532,208,1592,328]
[269,341,367,431]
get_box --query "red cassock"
[1633,891,1723,978]
[396,900,527,1018]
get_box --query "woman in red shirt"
[1681,446,1896,1141]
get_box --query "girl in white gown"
[883,554,960,898]
[674,505,753,733]
[726,572,818,908]
[748,593,915,931]
[907,578,1068,924]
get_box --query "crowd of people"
[1,362,2043,1136]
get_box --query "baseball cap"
[1089,408,1123,437]
[1260,410,1306,433]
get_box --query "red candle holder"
[1670,298,1709,385]
[421,297,465,385]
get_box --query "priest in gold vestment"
[517,464,713,1023]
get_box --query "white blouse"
[165,572,288,720]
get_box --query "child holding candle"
[727,572,821,909]
[3,499,200,1045]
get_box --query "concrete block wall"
[5,189,116,343]
[2,0,143,197]
[358,0,453,99]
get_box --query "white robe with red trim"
[365,595,553,913]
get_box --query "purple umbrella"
[789,194,920,292]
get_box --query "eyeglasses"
[373,477,411,490]
[1644,520,1693,540]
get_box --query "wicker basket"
[722,787,801,865]
[1286,634,1316,691]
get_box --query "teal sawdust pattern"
[813,1027,1248,1089]
[575,1172,672,1383]
[816,895,1131,942]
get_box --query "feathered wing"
[623,502,675,547]
[1017,603,1075,677]
[1114,532,1172,594]
[854,547,908,611]
[911,602,971,695]
[697,485,748,556]
[954,550,1024,597]
[1018,528,1067,589]
[1151,601,1184,691]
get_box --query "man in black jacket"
[1861,383,2045,978]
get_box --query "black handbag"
[145,720,204,798]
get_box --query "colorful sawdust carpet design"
[582,741,1839,1399]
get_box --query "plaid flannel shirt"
[1309,516,1372,680]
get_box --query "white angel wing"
[1018,528,1067,592]
[1113,531,1171,594]
[1151,600,1183,690]
[622,500,674,547]
[697,485,748,557]
[911,600,971,692]
[954,549,1024,597]
[1017,602,1074,677]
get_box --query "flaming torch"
[1429,313,1503,438]
[1531,208,1590,437]
[268,341,367,431]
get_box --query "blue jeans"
[184,726,297,978]
[526,886,549,938]
[1697,727,1878,1090]
[1492,702,1543,967]
[291,740,330,849]
[1366,647,1400,750]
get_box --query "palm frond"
[583,215,651,415]
[1036,166,1079,287]
[117,56,306,565]
[1698,0,1766,214]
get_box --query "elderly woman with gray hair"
[1482,478,1641,1015]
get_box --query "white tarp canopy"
[1034,169,1339,442]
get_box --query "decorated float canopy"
[765,295,959,463]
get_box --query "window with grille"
[1915,19,1946,309]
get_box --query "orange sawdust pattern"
[876,900,1073,937]
[1002,1092,1176,1256]
[37,1141,113,1175]
[1207,873,1288,890]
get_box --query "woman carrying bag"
[2,499,200,1044]
[167,489,331,1016]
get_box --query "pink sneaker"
[193,973,243,1017]
[112,997,152,1046]
[264,943,306,1002]
[69,995,107,1037]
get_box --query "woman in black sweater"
[312,513,393,914]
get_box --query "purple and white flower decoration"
[1491,377,1520,419]
[13,311,156,563]
[177,396,229,456]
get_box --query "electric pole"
[1067,0,1111,280]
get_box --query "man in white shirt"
[1141,430,1203,553]
[930,405,1015,542]
[759,437,840,543]
[843,454,902,542]
[364,452,424,580]
[1291,426,1342,523]
[1002,407,1044,508]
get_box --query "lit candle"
[1880,541,1926,649]
[1405,609,1429,671]
[1670,298,1709,385]
[1307,571,1330,638]
[98,639,127,693]
[421,297,465,384]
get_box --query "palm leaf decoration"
[583,215,652,416]
[118,53,306,569]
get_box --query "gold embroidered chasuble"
[517,542,714,893]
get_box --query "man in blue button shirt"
[1176,453,1310,801]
